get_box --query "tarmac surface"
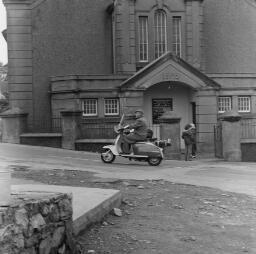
[1,143,256,234]
[0,143,256,196]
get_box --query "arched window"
[154,9,167,59]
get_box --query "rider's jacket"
[129,116,148,139]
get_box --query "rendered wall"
[203,0,256,74]
[31,0,113,129]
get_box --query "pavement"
[11,184,122,235]
[1,143,256,234]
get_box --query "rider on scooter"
[121,108,148,154]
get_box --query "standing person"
[121,109,148,154]
[182,124,193,161]
[190,123,197,158]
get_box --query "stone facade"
[3,0,256,156]
[0,192,74,254]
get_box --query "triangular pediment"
[120,52,221,91]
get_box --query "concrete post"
[0,167,11,206]
[0,108,28,144]
[61,111,82,150]
[159,111,181,160]
[220,110,242,161]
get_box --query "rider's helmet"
[135,108,144,115]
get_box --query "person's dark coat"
[129,116,148,138]
[124,116,148,144]
[182,124,193,145]
[182,130,193,145]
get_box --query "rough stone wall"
[0,192,74,254]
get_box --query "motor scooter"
[100,124,171,166]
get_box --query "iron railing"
[241,117,256,139]
[80,123,117,139]
[29,116,160,139]
[28,117,61,133]
[79,123,160,140]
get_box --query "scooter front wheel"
[101,149,116,163]
[148,157,162,166]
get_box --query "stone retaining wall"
[0,191,76,254]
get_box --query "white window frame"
[82,99,98,116]
[238,96,251,113]
[218,96,232,113]
[138,16,149,62]
[172,16,182,58]
[104,98,119,116]
[154,9,167,59]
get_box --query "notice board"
[152,98,173,124]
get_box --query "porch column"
[220,110,241,162]
[0,108,28,144]
[61,111,82,150]
[159,111,181,160]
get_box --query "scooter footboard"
[102,145,119,155]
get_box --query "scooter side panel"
[102,145,119,155]
[133,143,163,158]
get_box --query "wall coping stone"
[20,133,62,137]
[51,74,129,82]
[0,107,28,118]
[219,110,241,122]
[158,111,181,123]
[75,139,115,143]
[60,111,82,117]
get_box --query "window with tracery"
[154,10,167,59]
[172,16,182,57]
[138,16,149,62]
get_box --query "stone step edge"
[73,190,122,235]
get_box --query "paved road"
[1,143,256,196]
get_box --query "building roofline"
[120,52,221,90]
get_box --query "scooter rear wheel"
[101,149,116,163]
[148,157,162,166]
